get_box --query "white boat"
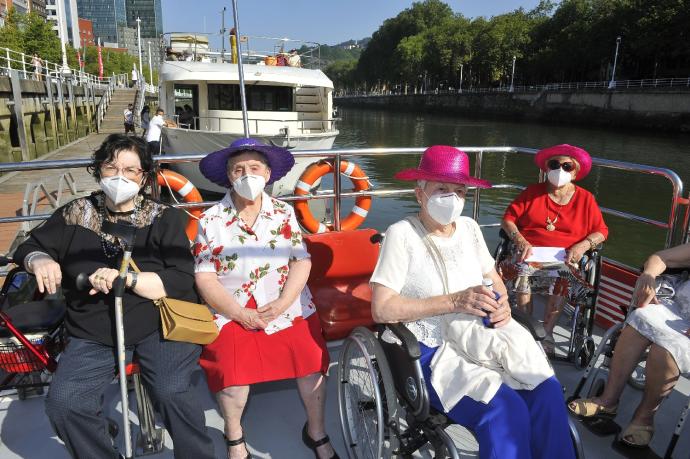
[158,33,339,195]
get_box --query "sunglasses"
[547,159,576,172]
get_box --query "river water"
[330,107,690,267]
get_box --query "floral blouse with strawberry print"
[193,191,316,334]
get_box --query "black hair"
[141,105,150,113]
[87,134,154,184]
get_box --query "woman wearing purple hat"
[370,145,575,459]
[193,138,337,459]
[500,144,608,353]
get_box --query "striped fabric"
[595,261,638,329]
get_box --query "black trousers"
[45,332,215,459]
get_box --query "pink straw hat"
[534,144,592,181]
[394,145,492,188]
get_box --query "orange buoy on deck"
[294,160,371,233]
[156,170,203,241]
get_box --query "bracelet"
[508,230,519,241]
[24,251,49,272]
[586,236,597,251]
[128,272,138,290]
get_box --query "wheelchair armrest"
[384,322,421,360]
[511,307,547,341]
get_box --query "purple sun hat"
[394,145,492,188]
[199,137,295,187]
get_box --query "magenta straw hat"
[199,137,295,188]
[394,145,492,188]
[534,144,592,181]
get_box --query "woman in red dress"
[194,138,338,459]
[500,144,608,353]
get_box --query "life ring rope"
[157,170,201,221]
[294,159,372,233]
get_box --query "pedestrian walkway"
[0,132,111,256]
[100,88,139,134]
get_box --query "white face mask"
[547,168,573,187]
[232,174,266,201]
[100,175,141,205]
[425,192,465,225]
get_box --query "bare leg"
[543,295,567,335]
[297,372,335,459]
[629,343,680,426]
[217,385,251,459]
[516,292,532,315]
[595,327,651,408]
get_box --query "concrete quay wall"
[335,89,690,132]
[0,75,105,164]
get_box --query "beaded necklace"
[98,194,141,258]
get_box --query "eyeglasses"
[547,159,576,172]
[101,164,144,180]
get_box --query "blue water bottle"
[481,278,500,328]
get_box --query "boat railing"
[171,115,338,134]
[160,32,323,69]
[0,147,685,248]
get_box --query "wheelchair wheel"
[628,364,646,390]
[575,338,595,370]
[338,327,400,459]
[586,368,608,398]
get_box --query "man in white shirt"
[123,104,135,135]
[131,66,138,88]
[146,108,176,154]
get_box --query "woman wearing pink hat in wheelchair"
[370,145,575,459]
[499,144,608,354]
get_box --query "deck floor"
[0,315,688,459]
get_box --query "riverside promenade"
[0,132,110,257]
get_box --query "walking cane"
[78,220,137,458]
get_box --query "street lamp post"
[608,36,621,89]
[148,41,153,86]
[509,55,516,93]
[136,17,143,83]
[459,63,463,93]
[220,7,227,62]
[55,0,71,75]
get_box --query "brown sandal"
[568,398,618,417]
[618,423,654,448]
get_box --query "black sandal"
[302,422,340,459]
[224,433,252,459]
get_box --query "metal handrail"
[0,146,683,247]
[336,77,690,97]
[171,115,338,134]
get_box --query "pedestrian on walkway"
[131,65,138,88]
[31,54,43,81]
[123,104,135,135]
[140,105,150,137]
[146,108,176,154]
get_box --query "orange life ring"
[156,170,203,241]
[294,160,371,233]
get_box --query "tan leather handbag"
[129,260,219,345]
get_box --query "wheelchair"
[336,233,585,459]
[567,267,690,459]
[338,319,585,459]
[493,229,602,368]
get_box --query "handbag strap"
[405,216,450,295]
[128,259,141,273]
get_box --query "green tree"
[22,12,61,64]
[0,8,25,60]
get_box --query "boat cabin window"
[208,84,293,111]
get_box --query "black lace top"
[13,192,198,346]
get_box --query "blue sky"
[162,1,543,46]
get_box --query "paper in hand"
[525,247,566,263]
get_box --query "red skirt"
[200,303,329,393]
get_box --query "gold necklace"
[545,195,560,232]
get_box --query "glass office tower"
[125,0,162,38]
[76,0,127,44]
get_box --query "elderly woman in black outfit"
[13,134,215,459]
